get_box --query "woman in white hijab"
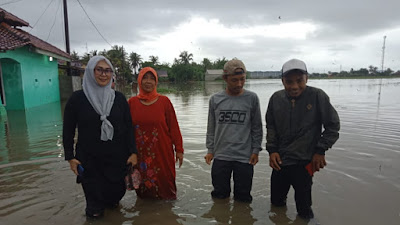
[63,55,137,218]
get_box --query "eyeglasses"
[94,67,113,75]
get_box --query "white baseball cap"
[282,59,307,76]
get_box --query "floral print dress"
[128,96,183,200]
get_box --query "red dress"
[128,95,183,200]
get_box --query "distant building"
[249,71,281,79]
[157,70,168,78]
[205,69,223,81]
[0,8,70,111]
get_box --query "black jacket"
[266,86,340,166]
[63,90,137,182]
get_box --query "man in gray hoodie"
[205,58,263,202]
[266,59,340,219]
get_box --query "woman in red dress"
[128,67,184,200]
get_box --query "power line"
[0,0,24,7]
[75,0,112,47]
[29,0,56,31]
[46,0,62,41]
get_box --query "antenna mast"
[381,36,386,73]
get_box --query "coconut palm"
[149,55,159,65]
[129,52,142,79]
[179,51,193,64]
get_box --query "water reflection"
[0,101,63,165]
[129,199,180,225]
[0,79,399,224]
[268,205,310,225]
[202,199,257,224]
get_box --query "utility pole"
[381,36,386,73]
[63,0,71,76]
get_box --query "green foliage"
[73,47,400,83]
[129,52,142,80]
[179,51,193,64]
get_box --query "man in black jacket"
[266,58,340,219]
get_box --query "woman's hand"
[127,153,138,166]
[68,159,81,176]
[176,152,183,168]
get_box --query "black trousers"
[211,159,254,202]
[270,165,313,215]
[81,174,126,215]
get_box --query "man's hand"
[127,153,138,166]
[204,153,214,165]
[68,159,81,176]
[176,152,184,168]
[269,152,282,171]
[312,153,326,172]
[249,153,259,165]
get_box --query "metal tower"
[381,36,386,73]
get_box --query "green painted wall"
[0,97,6,117]
[1,58,24,110]
[0,46,60,110]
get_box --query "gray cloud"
[2,0,400,71]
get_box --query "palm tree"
[70,51,80,61]
[106,45,131,83]
[202,58,212,70]
[179,51,193,64]
[214,57,228,69]
[149,55,159,65]
[129,52,142,79]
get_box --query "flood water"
[0,78,399,225]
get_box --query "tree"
[368,65,378,74]
[106,45,132,83]
[383,68,393,76]
[71,51,80,61]
[129,52,142,79]
[213,57,228,69]
[149,55,159,65]
[202,58,212,70]
[179,51,193,64]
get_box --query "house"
[156,70,168,78]
[249,71,281,79]
[0,8,70,112]
[205,69,223,81]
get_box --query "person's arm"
[205,96,215,156]
[63,93,78,161]
[205,96,216,165]
[315,90,340,155]
[266,96,279,154]
[62,93,81,175]
[124,95,137,166]
[250,94,263,154]
[164,97,184,167]
[266,96,282,170]
[249,94,263,165]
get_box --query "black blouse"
[63,90,137,181]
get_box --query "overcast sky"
[2,0,400,73]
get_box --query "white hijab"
[82,55,115,141]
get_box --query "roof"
[206,69,223,75]
[0,8,29,27]
[156,70,168,77]
[0,22,70,60]
[0,22,29,50]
